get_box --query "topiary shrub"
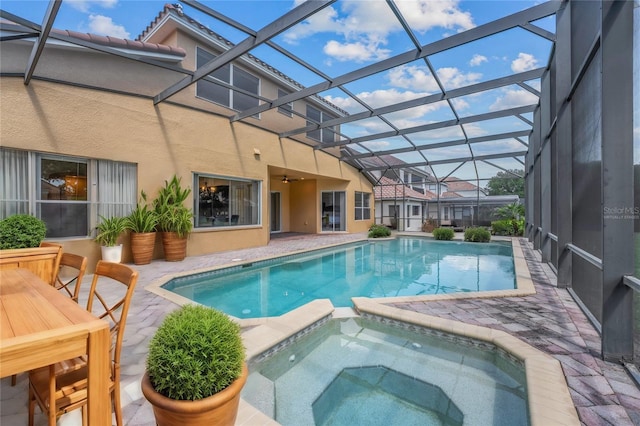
[0,214,47,249]
[146,304,245,401]
[432,227,454,240]
[464,227,491,242]
[368,224,391,238]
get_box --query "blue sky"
[2,1,568,179]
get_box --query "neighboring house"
[366,156,519,230]
[0,4,373,270]
[373,177,436,231]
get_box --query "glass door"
[270,192,281,233]
[321,191,345,232]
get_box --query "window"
[412,205,420,216]
[196,47,259,112]
[195,174,260,228]
[0,148,136,238]
[355,192,371,220]
[306,105,337,143]
[277,89,293,117]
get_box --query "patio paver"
[1,233,638,425]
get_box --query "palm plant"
[125,190,159,233]
[493,203,525,236]
[153,175,193,237]
[95,215,127,246]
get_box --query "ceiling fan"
[280,175,302,184]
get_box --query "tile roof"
[373,177,436,200]
[440,191,462,198]
[442,177,479,191]
[50,28,186,57]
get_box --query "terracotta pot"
[161,232,187,262]
[141,363,248,426]
[130,232,156,265]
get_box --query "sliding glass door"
[321,191,345,232]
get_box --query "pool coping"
[238,298,579,426]
[145,236,577,425]
[145,235,535,328]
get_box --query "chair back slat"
[56,253,88,302]
[86,261,138,368]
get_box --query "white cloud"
[285,0,474,63]
[360,140,391,151]
[435,67,482,90]
[88,14,130,39]
[326,88,432,112]
[394,0,475,33]
[387,65,481,92]
[511,53,538,73]
[450,98,470,110]
[66,0,118,13]
[323,40,391,62]
[469,54,488,67]
[489,89,539,111]
[387,65,439,92]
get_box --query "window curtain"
[0,148,29,219]
[97,160,136,218]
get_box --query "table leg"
[86,325,111,426]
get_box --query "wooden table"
[1,268,111,425]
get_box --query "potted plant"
[153,175,193,261]
[141,304,247,426]
[125,190,159,265]
[95,215,127,262]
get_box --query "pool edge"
[352,298,580,426]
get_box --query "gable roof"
[373,177,436,201]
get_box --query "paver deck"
[1,233,638,425]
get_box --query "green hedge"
[464,227,491,243]
[0,214,47,249]
[491,219,524,236]
[432,227,454,240]
[368,224,391,238]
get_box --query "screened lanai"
[0,0,638,374]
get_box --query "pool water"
[162,238,515,318]
[242,316,528,426]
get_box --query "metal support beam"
[362,151,527,172]
[320,104,537,150]
[233,1,561,122]
[343,130,531,161]
[153,0,335,104]
[540,70,552,262]
[555,1,572,288]
[24,0,61,85]
[280,67,546,139]
[600,0,634,362]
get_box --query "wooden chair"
[27,261,139,426]
[55,253,88,303]
[40,242,87,302]
[0,245,62,286]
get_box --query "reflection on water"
[164,238,515,318]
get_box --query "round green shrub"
[368,224,391,238]
[146,304,245,401]
[432,227,454,240]
[0,214,47,249]
[464,227,491,243]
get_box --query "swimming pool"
[242,315,529,426]
[162,237,516,318]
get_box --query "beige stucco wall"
[0,78,373,270]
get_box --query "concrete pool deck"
[1,232,639,425]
